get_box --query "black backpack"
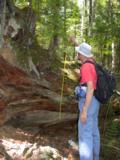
[83,61,116,104]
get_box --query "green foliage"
[35,0,80,59]
[90,0,120,57]
[12,0,120,68]
[101,118,120,159]
[14,0,29,8]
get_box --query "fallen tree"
[0,56,77,125]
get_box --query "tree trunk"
[112,42,115,70]
[48,35,59,57]
[0,0,6,48]
[26,0,36,34]
[84,0,88,36]
[114,42,120,73]
[0,0,15,47]
[92,0,97,20]
[6,0,14,15]
[89,0,93,36]
[80,4,84,40]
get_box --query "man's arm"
[80,81,94,123]
[69,36,79,46]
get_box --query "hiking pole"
[59,52,67,119]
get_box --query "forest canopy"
[0,0,119,72]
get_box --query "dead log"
[0,56,77,125]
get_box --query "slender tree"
[0,0,6,47]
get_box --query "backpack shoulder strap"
[82,60,96,66]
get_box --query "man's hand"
[68,36,78,46]
[74,68,80,80]
[80,110,87,124]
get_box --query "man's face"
[77,53,84,61]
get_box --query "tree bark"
[6,0,14,15]
[89,0,93,36]
[114,43,120,73]
[48,35,59,57]
[0,56,77,125]
[0,0,6,48]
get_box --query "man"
[70,37,100,160]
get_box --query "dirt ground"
[0,120,79,160]
[35,121,79,159]
[0,119,120,160]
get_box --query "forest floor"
[1,118,120,160]
[0,120,78,160]
[35,121,79,159]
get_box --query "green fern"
[101,118,120,160]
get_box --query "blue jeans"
[78,96,100,160]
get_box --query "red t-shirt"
[80,62,97,89]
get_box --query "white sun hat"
[75,42,93,58]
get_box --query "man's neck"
[82,58,93,63]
